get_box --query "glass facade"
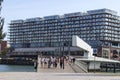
[9,9,120,55]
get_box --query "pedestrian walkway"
[37,59,75,73]
[0,72,120,80]
[37,55,88,73]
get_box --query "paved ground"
[37,62,75,73]
[0,57,120,80]
[37,58,86,73]
[37,55,87,73]
[0,73,120,80]
[37,56,75,73]
[3,57,117,80]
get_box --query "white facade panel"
[72,35,93,57]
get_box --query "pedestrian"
[53,57,56,68]
[55,58,58,68]
[73,57,76,64]
[44,57,48,68]
[41,57,45,68]
[59,57,64,69]
[65,56,69,64]
[34,60,38,72]
[48,57,51,68]
[40,57,43,68]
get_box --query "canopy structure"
[72,35,93,57]
[72,35,120,63]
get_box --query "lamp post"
[68,41,70,58]
[62,30,65,69]
[59,26,62,57]
[93,49,97,73]
[93,53,97,73]
[60,25,65,69]
[65,26,70,58]
[59,25,64,57]
[94,54,95,73]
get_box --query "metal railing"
[75,60,88,72]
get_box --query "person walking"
[55,58,58,68]
[44,57,48,68]
[73,57,76,64]
[48,57,51,68]
[34,60,38,72]
[41,57,45,68]
[59,57,64,69]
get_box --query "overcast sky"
[1,0,120,40]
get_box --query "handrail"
[75,60,88,72]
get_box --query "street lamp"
[93,48,97,72]
[59,26,62,57]
[65,26,70,58]
[59,25,64,57]
[93,53,97,73]
[59,25,65,69]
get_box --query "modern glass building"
[9,9,120,58]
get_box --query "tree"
[0,47,8,57]
[0,18,6,57]
[0,18,6,42]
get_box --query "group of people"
[33,56,76,72]
[40,56,68,69]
